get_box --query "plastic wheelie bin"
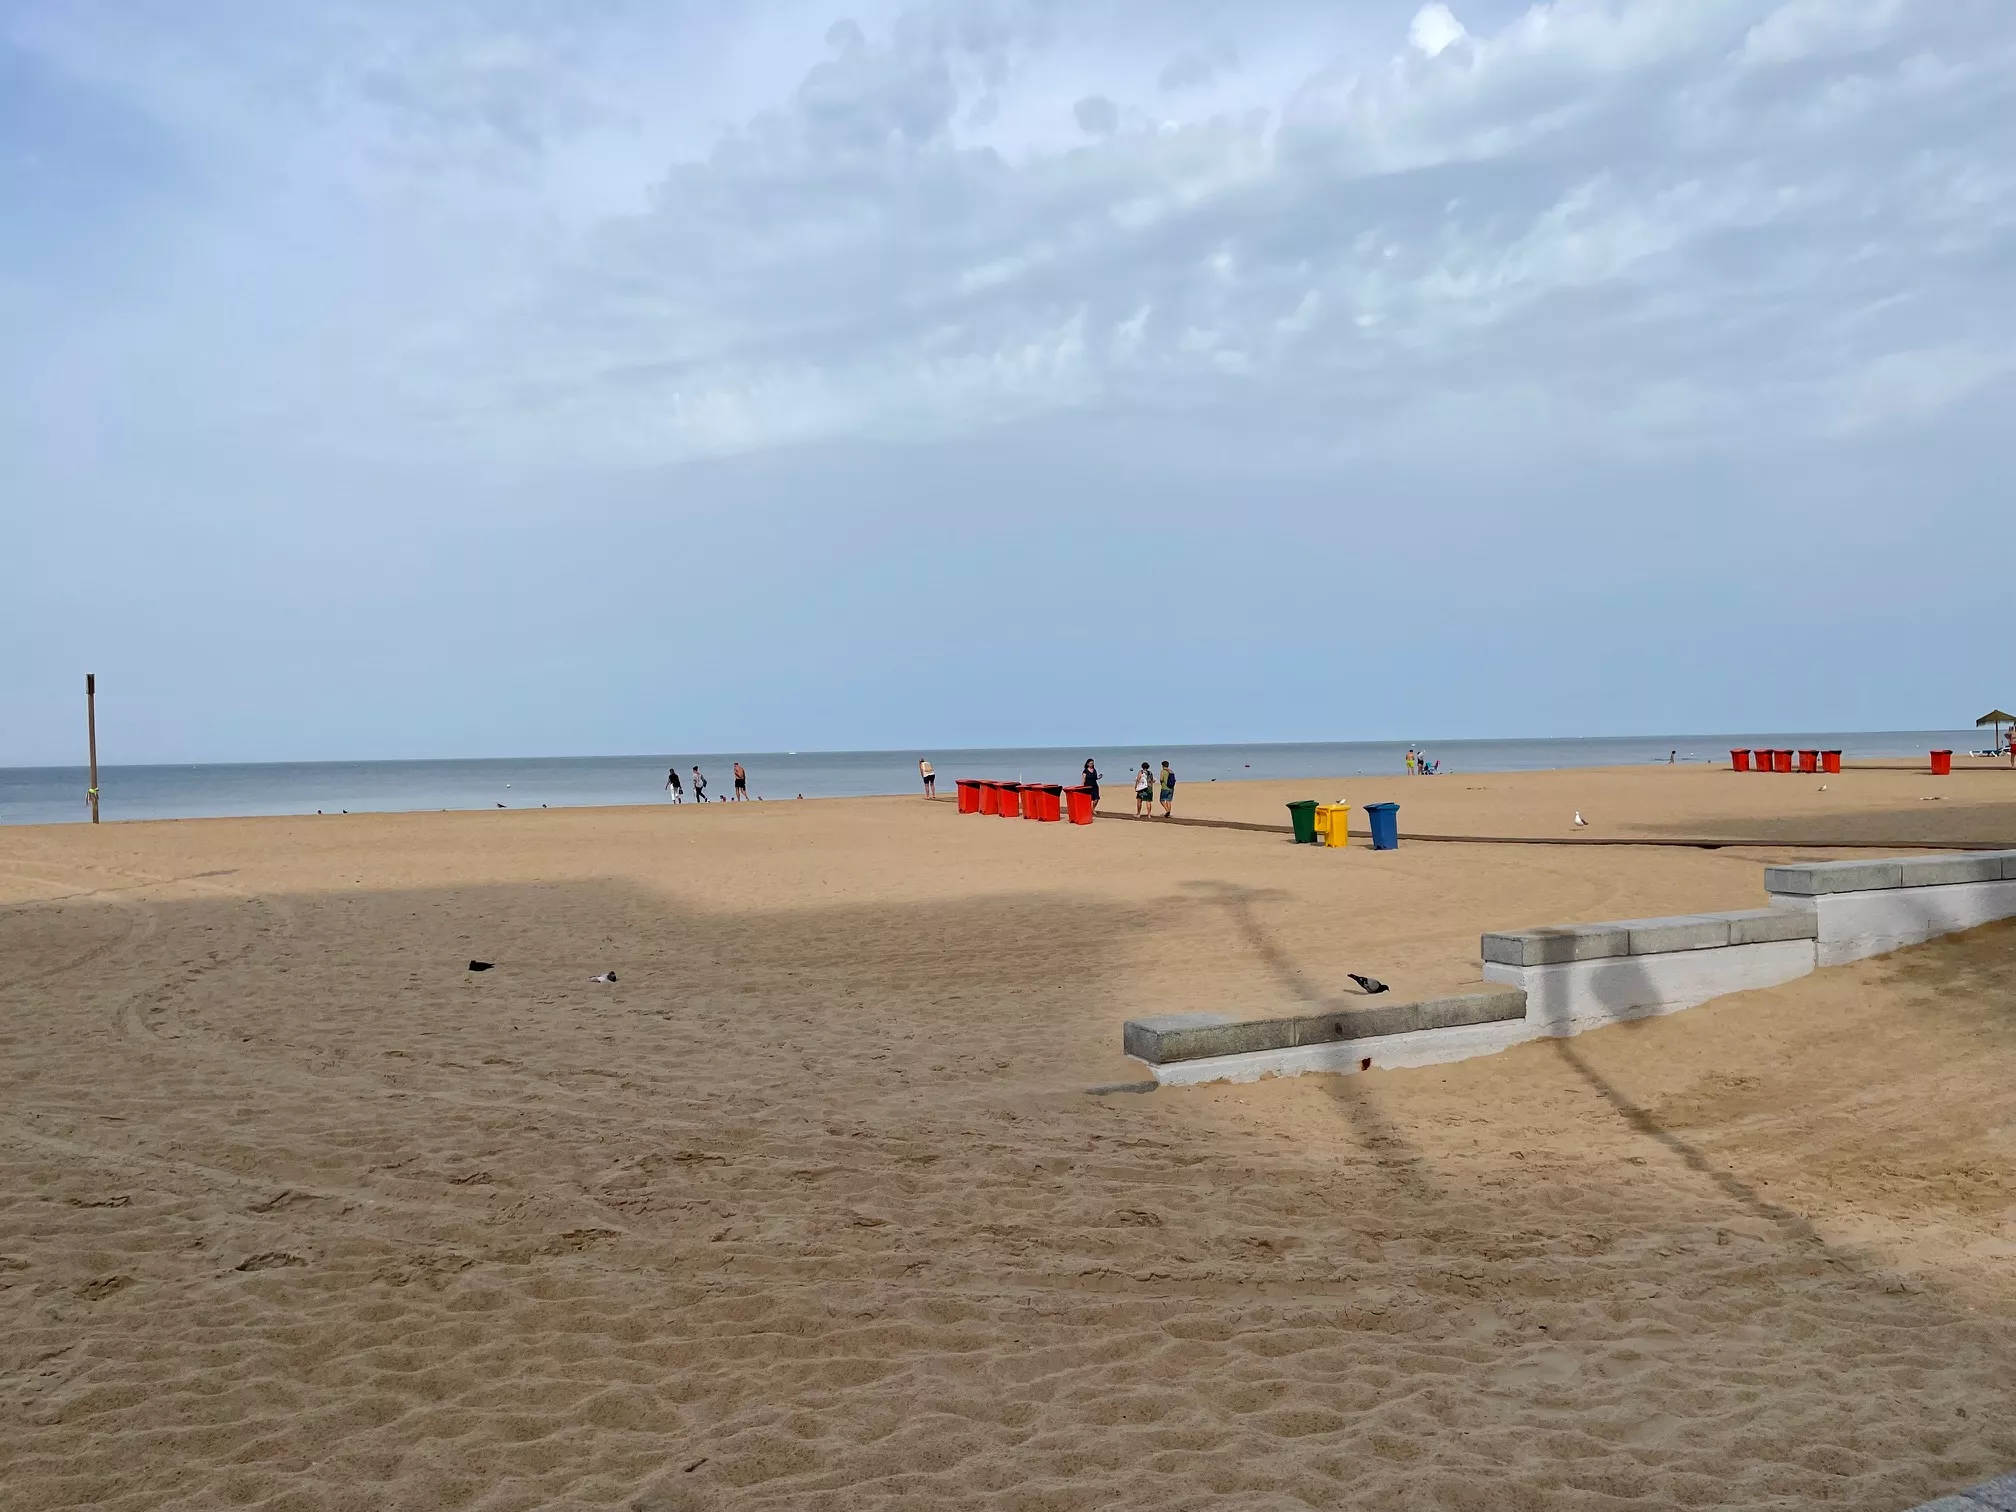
[1064,787,1096,824]
[1730,749,1751,772]
[1822,750,1841,773]
[1366,802,1400,851]
[1286,800,1318,844]
[997,782,1024,816]
[1314,802,1350,846]
[1931,749,1953,776]
[956,779,981,813]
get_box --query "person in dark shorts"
[666,767,683,803]
[692,766,709,801]
[732,762,748,800]
[1134,763,1153,816]
[1159,760,1176,816]
[918,758,936,796]
[1082,758,1100,805]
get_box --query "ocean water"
[0,730,1992,827]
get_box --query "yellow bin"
[1314,802,1350,847]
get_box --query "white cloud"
[1408,4,1468,59]
[5,0,2016,477]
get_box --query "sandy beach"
[4,764,2014,1510]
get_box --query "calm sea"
[0,731,1992,827]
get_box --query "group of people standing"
[665,762,749,802]
[1404,747,1441,776]
[1076,758,1175,817]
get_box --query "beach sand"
[3,765,2013,1509]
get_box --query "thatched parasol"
[1979,709,2014,754]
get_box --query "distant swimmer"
[732,762,748,801]
[918,758,936,797]
[666,767,684,803]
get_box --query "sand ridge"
[2,768,2014,1509]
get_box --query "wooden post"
[86,673,100,824]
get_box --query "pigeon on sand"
[1348,973,1390,995]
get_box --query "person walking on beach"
[732,762,748,801]
[692,766,709,802]
[918,758,936,797]
[1134,763,1153,817]
[1082,759,1101,806]
[1158,760,1176,817]
[666,767,684,803]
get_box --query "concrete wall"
[1763,853,2016,967]
[1124,850,2016,1088]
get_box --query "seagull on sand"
[1573,811,1588,827]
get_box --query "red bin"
[1020,781,1043,819]
[1033,783,1063,821]
[1798,749,1819,773]
[1730,749,1751,772]
[1064,786,1095,825]
[1931,749,1952,776]
[997,782,1023,816]
[956,779,981,814]
[1772,749,1793,773]
[978,782,999,815]
[1822,750,1841,774]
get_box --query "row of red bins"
[954,779,1095,824]
[1731,748,1841,774]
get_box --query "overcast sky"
[5,0,2012,765]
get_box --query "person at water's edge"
[1159,761,1176,817]
[1134,763,1153,817]
[692,766,708,802]
[666,767,683,804]
[732,762,748,801]
[1082,759,1100,806]
[918,758,936,797]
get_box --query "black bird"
[468,960,495,972]
[1348,973,1390,995]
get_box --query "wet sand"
[2,767,2013,1509]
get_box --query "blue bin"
[1366,801,1400,851]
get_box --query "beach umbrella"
[1978,709,2014,753]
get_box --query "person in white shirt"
[918,758,936,797]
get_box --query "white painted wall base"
[1776,879,2016,967]
[1148,1015,1542,1086]
[1482,938,1817,1033]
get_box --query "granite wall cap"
[1962,1469,2016,1511]
[1896,854,2006,888]
[1124,988,1526,1065]
[1763,860,1905,896]
[1905,1470,2016,1512]
[1615,914,1733,955]
[1720,908,1820,945]
[1480,923,1631,967]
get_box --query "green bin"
[1286,800,1319,844]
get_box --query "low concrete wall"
[1764,852,2016,967]
[1480,908,1818,1032]
[1122,851,2016,1088]
[1903,1468,2016,1511]
[1125,988,1525,1064]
